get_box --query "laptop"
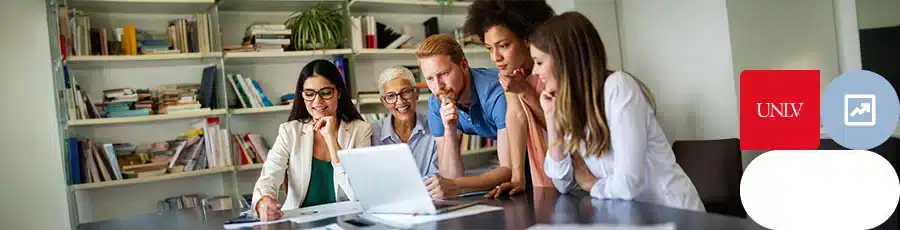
[337,144,481,215]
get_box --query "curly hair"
[463,0,556,42]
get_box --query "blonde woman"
[530,12,705,212]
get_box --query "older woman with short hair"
[371,66,439,178]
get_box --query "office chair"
[672,138,747,218]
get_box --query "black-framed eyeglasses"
[302,87,337,101]
[382,87,416,104]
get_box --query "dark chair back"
[672,138,746,218]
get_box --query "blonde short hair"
[415,34,465,65]
[377,66,417,95]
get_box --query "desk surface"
[79,188,766,230]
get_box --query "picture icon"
[844,94,876,127]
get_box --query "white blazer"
[251,119,372,215]
[544,71,706,212]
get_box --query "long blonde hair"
[529,12,657,157]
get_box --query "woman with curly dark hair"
[463,0,556,198]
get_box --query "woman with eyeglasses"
[251,59,372,221]
[370,66,438,179]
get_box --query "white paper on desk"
[223,201,363,229]
[285,201,363,224]
[307,223,346,230]
[526,222,676,230]
[362,204,502,228]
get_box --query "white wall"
[727,0,840,97]
[549,0,623,70]
[573,0,623,70]
[0,0,73,230]
[617,0,739,142]
[855,0,900,29]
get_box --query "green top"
[301,157,336,208]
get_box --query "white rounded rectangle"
[741,150,898,230]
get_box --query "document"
[526,222,676,230]
[224,201,363,229]
[362,204,503,229]
[306,223,346,230]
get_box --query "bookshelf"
[231,105,293,115]
[67,0,215,14]
[67,109,227,126]
[237,163,264,171]
[70,166,234,191]
[348,0,472,14]
[49,0,495,226]
[67,52,222,63]
[463,147,497,156]
[217,0,344,12]
[224,49,355,60]
[355,47,487,56]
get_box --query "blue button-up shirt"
[371,112,439,178]
[427,67,506,138]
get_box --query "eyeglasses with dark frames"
[382,87,416,104]
[301,87,337,101]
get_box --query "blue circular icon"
[821,70,899,150]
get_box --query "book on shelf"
[351,16,416,50]
[65,65,216,120]
[198,65,217,109]
[232,133,269,165]
[62,7,212,57]
[227,73,274,109]
[236,23,290,52]
[67,117,229,184]
[64,70,102,120]
[460,134,497,153]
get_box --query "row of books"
[227,73,273,108]
[65,66,217,120]
[60,7,213,57]
[461,134,497,153]
[66,118,230,184]
[225,24,291,53]
[232,133,269,165]
[350,16,416,50]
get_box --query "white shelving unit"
[71,166,234,191]
[67,0,216,14]
[224,49,355,59]
[231,105,293,115]
[50,0,497,226]
[349,0,471,14]
[355,47,486,56]
[67,52,222,63]
[67,109,227,126]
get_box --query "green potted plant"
[284,3,344,51]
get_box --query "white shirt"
[543,71,706,212]
[251,119,372,216]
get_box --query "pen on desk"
[298,210,319,215]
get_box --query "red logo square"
[740,70,820,150]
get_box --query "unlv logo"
[757,102,804,118]
[740,70,820,150]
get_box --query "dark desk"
[79,188,765,230]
